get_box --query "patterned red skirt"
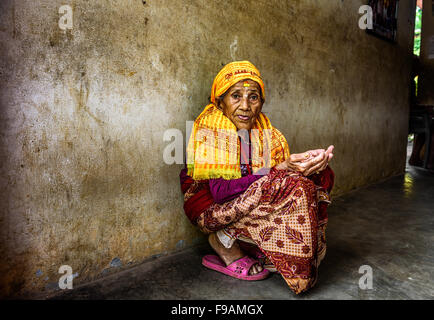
[185,167,334,294]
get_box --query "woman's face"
[217,79,263,131]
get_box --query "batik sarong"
[194,167,334,294]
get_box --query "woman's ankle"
[208,233,243,265]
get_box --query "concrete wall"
[419,0,434,104]
[0,0,415,297]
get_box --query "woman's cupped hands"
[276,145,334,176]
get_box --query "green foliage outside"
[414,6,422,56]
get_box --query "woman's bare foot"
[208,232,263,275]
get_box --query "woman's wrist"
[274,161,288,171]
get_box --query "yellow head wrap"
[187,61,290,180]
[210,61,265,104]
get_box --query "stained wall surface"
[0,0,415,297]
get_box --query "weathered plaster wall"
[419,0,434,104]
[0,0,414,297]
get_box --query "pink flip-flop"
[202,255,270,281]
[237,242,277,273]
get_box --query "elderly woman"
[179,61,334,294]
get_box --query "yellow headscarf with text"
[187,61,290,180]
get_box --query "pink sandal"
[237,242,277,273]
[202,255,270,281]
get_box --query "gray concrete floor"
[48,144,434,300]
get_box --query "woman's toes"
[249,263,263,275]
[249,266,256,275]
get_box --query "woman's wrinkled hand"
[276,145,334,176]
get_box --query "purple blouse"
[180,167,267,205]
[181,136,267,204]
[209,174,261,204]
